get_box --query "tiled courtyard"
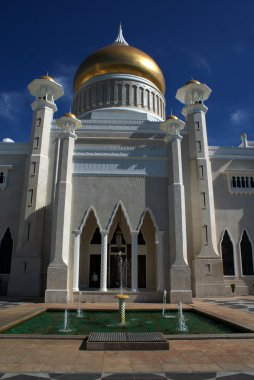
[0,297,254,379]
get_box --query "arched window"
[138,231,146,245]
[221,230,235,275]
[90,227,101,244]
[241,230,254,275]
[0,172,5,184]
[0,228,13,274]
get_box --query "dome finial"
[113,22,129,46]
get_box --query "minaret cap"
[176,80,211,105]
[160,115,185,136]
[28,75,64,100]
[56,112,82,133]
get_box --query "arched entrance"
[0,227,13,295]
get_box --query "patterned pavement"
[0,372,254,379]
[202,298,254,313]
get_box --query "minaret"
[45,113,81,303]
[160,115,192,303]
[8,76,64,297]
[176,80,225,297]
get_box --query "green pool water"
[3,310,243,335]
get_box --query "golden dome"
[74,44,165,94]
[166,115,178,120]
[185,79,201,86]
[40,75,55,82]
[63,112,77,119]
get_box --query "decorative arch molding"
[78,206,103,232]
[137,207,159,233]
[106,200,133,232]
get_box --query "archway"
[138,210,157,290]
[240,230,254,276]
[221,230,235,276]
[79,210,101,289]
[0,227,13,295]
[108,206,131,289]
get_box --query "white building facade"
[0,26,254,303]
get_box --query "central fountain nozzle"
[115,294,129,325]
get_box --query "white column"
[131,231,138,291]
[100,230,108,291]
[156,231,164,291]
[73,230,81,292]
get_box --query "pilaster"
[100,230,108,291]
[131,231,138,291]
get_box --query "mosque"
[0,25,253,303]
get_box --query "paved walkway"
[0,297,254,379]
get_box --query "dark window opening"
[0,227,13,274]
[138,231,146,245]
[0,172,5,184]
[241,230,254,275]
[90,227,101,244]
[221,230,235,276]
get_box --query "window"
[202,225,208,245]
[138,231,146,245]
[34,137,39,149]
[27,223,31,242]
[90,228,101,244]
[199,165,204,179]
[0,166,12,190]
[0,227,13,274]
[229,174,254,194]
[197,140,202,152]
[201,192,206,208]
[28,189,34,206]
[241,230,254,275]
[31,162,36,176]
[35,117,41,127]
[195,121,200,130]
[0,172,5,184]
[221,230,235,275]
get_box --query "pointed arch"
[79,206,102,232]
[107,201,133,232]
[221,230,235,276]
[240,230,254,276]
[137,207,159,233]
[0,227,13,274]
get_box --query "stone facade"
[0,33,254,303]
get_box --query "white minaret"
[8,76,64,297]
[176,80,225,297]
[45,113,81,303]
[160,115,192,303]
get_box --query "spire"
[113,22,129,46]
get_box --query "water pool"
[2,310,245,335]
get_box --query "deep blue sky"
[0,0,254,145]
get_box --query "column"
[161,116,192,304]
[73,230,81,292]
[169,134,192,303]
[100,230,108,291]
[131,231,138,291]
[156,231,164,291]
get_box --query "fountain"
[59,297,72,332]
[177,302,188,332]
[162,290,175,319]
[115,250,129,325]
[77,291,84,318]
